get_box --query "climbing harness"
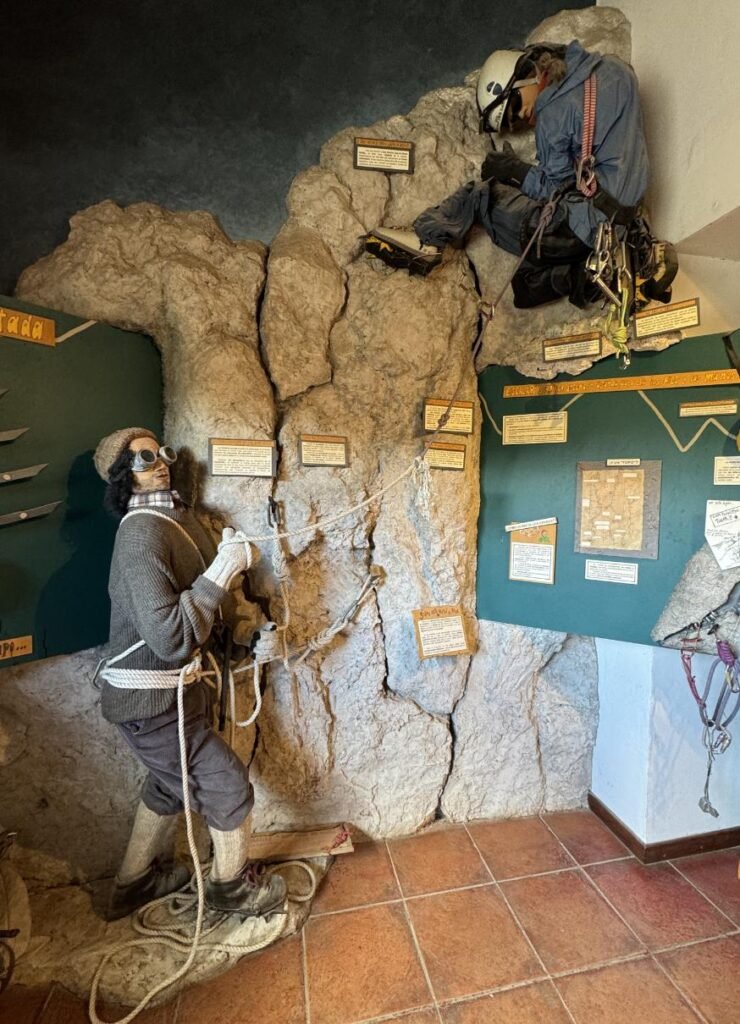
[679,601,740,817]
[571,70,678,367]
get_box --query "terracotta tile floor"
[3,814,739,1024]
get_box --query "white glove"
[203,528,253,590]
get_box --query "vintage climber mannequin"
[367,41,676,309]
[94,427,286,921]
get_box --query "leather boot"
[205,862,287,919]
[106,860,191,921]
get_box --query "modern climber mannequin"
[93,427,286,921]
[366,40,676,310]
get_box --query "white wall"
[600,1,740,337]
[592,639,651,838]
[602,0,740,244]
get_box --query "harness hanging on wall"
[679,593,740,817]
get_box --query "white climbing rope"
[89,654,318,1024]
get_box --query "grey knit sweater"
[102,505,227,723]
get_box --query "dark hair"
[515,43,568,85]
[103,449,135,520]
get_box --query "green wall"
[477,334,740,646]
[0,297,162,666]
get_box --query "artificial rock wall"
[0,7,632,883]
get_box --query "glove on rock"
[481,141,532,187]
[203,527,253,590]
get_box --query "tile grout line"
[383,840,444,1024]
[462,824,579,1024]
[301,925,312,1024]
[537,815,711,1024]
[668,858,740,931]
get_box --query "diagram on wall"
[477,333,740,646]
[574,460,661,559]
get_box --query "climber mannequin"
[367,41,674,308]
[94,427,286,921]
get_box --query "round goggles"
[130,445,177,473]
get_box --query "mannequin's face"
[130,436,171,493]
[516,80,542,126]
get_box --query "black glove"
[480,142,532,187]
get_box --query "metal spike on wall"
[0,428,29,443]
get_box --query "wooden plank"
[249,824,353,861]
[503,368,740,399]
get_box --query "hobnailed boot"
[106,801,189,920]
[107,861,192,921]
[364,227,443,276]
[206,816,287,919]
[205,862,287,919]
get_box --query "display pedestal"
[591,638,740,860]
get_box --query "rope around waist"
[100,654,204,690]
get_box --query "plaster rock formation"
[0,648,144,888]
[3,4,638,888]
[652,542,740,652]
[442,623,597,820]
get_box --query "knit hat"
[94,427,157,481]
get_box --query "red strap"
[577,74,598,198]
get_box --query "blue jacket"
[521,40,649,247]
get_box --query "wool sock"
[208,813,253,883]
[117,801,179,884]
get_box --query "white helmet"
[477,49,538,134]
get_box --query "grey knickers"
[116,681,254,831]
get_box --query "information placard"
[0,306,56,347]
[353,137,415,174]
[508,521,557,585]
[299,434,349,467]
[680,399,738,418]
[585,560,639,585]
[425,441,466,470]
[0,635,33,660]
[209,438,277,478]
[502,411,568,445]
[412,606,471,659]
[423,398,474,435]
[633,298,700,339]
[714,456,740,486]
[543,330,602,363]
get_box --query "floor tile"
[441,981,571,1023]
[305,903,430,1024]
[0,984,49,1024]
[37,984,176,1023]
[313,841,400,914]
[407,884,541,1001]
[467,817,574,880]
[658,934,740,1024]
[543,810,630,864]
[501,870,643,972]
[587,860,732,949]
[672,848,740,924]
[556,958,700,1023]
[178,935,303,1024]
[388,826,490,897]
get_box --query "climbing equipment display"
[679,594,740,817]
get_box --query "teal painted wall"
[0,298,162,666]
[477,335,740,646]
